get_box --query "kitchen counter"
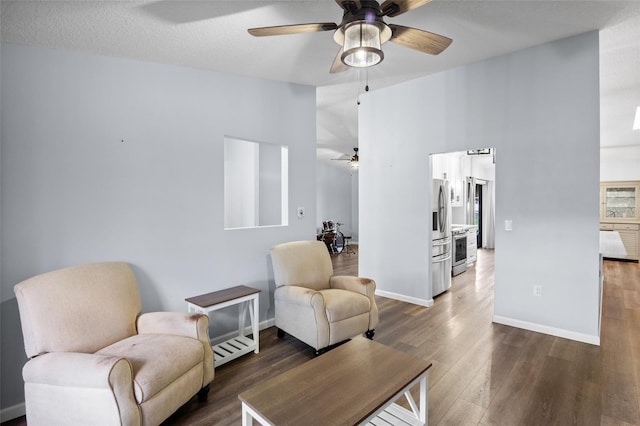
[452,224,478,231]
[600,231,627,259]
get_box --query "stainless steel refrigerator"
[432,179,452,297]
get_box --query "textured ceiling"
[2,0,639,163]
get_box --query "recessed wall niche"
[224,136,288,229]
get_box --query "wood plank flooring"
[3,245,640,425]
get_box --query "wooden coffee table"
[238,337,432,426]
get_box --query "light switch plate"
[505,219,513,231]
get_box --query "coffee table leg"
[420,374,428,425]
[241,403,251,426]
[242,402,269,426]
[404,373,429,424]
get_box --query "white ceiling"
[2,0,639,163]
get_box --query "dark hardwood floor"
[4,245,640,425]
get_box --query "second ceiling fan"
[248,0,453,74]
[332,148,360,168]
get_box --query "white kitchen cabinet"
[432,153,465,207]
[600,181,640,261]
[600,181,640,222]
[466,227,478,265]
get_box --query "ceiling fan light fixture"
[341,21,384,68]
[350,148,359,169]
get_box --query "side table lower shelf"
[213,335,256,366]
[186,285,261,367]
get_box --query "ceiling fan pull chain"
[365,68,370,92]
[356,68,364,105]
[355,67,372,105]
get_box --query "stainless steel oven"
[452,230,467,276]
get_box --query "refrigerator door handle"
[433,254,452,263]
[438,185,445,231]
[433,238,452,246]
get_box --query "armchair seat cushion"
[96,334,204,403]
[320,289,371,323]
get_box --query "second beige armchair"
[270,240,378,354]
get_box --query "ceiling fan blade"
[381,0,431,17]
[330,48,349,74]
[388,24,452,55]
[335,0,362,13]
[248,23,338,37]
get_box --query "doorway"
[475,183,483,247]
[431,149,496,251]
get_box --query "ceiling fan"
[248,0,452,73]
[332,147,360,168]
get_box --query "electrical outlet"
[296,207,305,219]
[505,220,513,231]
[533,285,542,297]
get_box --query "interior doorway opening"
[430,148,496,297]
[476,183,483,247]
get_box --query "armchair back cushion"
[15,262,141,358]
[271,240,333,290]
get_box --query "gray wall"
[359,32,601,343]
[0,44,316,412]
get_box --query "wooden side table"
[186,285,261,367]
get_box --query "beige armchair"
[14,262,214,426]
[270,240,378,354]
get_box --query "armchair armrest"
[330,276,379,330]
[330,276,376,298]
[137,311,209,342]
[274,286,329,350]
[24,352,132,388]
[275,286,325,310]
[23,352,140,425]
[137,312,214,386]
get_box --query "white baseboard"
[493,315,600,346]
[210,318,275,346]
[376,290,434,308]
[1,402,25,422]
